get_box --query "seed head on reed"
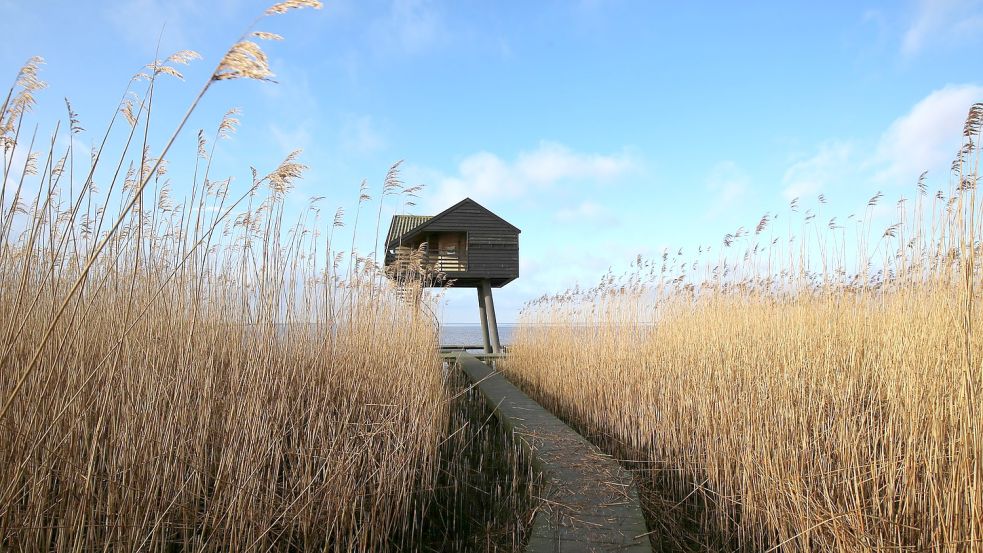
[119,97,138,127]
[266,0,324,15]
[755,213,770,235]
[252,31,284,41]
[266,149,306,194]
[214,40,274,82]
[149,51,200,80]
[217,107,241,139]
[22,151,38,176]
[868,190,883,207]
[10,56,46,111]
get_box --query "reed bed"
[0,3,493,550]
[505,105,983,551]
[418,364,540,552]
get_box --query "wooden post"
[480,279,502,353]
[477,286,492,353]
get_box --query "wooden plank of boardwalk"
[448,352,652,553]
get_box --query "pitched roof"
[425,197,520,232]
[385,215,431,248]
[385,198,521,249]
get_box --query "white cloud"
[419,141,636,211]
[104,0,197,55]
[104,0,246,55]
[872,84,983,183]
[704,161,749,220]
[554,200,612,223]
[370,0,444,55]
[429,152,513,207]
[782,141,852,200]
[260,62,317,114]
[260,63,319,154]
[340,115,385,154]
[902,0,983,56]
[516,142,633,185]
[269,122,312,155]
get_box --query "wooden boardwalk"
[445,352,652,553]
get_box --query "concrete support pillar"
[481,279,502,354]
[476,285,492,353]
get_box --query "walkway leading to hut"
[442,352,652,553]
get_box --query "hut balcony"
[427,248,467,273]
[387,245,468,275]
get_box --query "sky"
[2,0,982,323]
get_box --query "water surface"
[440,324,517,348]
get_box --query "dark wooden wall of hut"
[423,202,519,283]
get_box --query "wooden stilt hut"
[383,198,520,353]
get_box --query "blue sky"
[2,0,982,323]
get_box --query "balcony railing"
[388,247,468,275]
[428,251,467,272]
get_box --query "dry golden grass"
[0,4,479,550]
[420,367,540,552]
[505,106,983,551]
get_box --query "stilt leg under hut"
[477,286,493,353]
[480,279,502,354]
